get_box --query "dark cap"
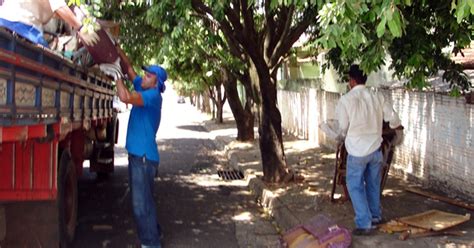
[142,65,167,92]
[348,64,367,85]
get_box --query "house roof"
[452,45,474,69]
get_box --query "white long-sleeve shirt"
[336,85,401,157]
[0,0,67,31]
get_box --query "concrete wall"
[277,88,474,199]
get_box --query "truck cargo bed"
[0,27,115,128]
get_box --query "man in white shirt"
[336,64,402,235]
[0,0,98,47]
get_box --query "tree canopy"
[316,0,474,94]
[76,0,473,183]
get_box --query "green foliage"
[67,0,82,6]
[90,0,320,94]
[88,0,245,97]
[147,2,245,96]
[163,22,219,95]
[316,1,400,74]
[317,0,473,93]
[389,1,472,92]
[94,1,165,67]
[77,0,472,96]
[452,0,474,23]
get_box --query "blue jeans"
[346,148,383,229]
[128,154,162,248]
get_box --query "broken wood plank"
[405,188,474,211]
[399,230,464,240]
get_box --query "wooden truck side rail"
[0,25,119,246]
[0,27,116,201]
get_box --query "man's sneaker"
[352,228,374,236]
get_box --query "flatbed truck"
[0,27,118,247]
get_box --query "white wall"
[278,88,474,199]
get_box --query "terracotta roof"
[452,45,474,69]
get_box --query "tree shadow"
[176,125,209,133]
[73,136,264,248]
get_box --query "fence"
[278,88,474,200]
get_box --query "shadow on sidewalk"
[202,117,474,248]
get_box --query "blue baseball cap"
[142,65,167,92]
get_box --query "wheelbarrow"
[330,123,400,202]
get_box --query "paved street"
[72,91,279,247]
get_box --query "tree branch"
[265,5,291,64]
[241,0,259,50]
[269,9,316,70]
[191,0,245,60]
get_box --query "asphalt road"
[72,91,272,247]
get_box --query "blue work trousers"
[346,148,383,229]
[128,154,161,248]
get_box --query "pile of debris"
[379,210,470,241]
[44,15,121,70]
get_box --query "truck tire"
[91,114,117,178]
[107,112,119,145]
[58,150,78,247]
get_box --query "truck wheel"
[97,171,110,181]
[90,114,117,177]
[107,112,118,145]
[58,150,78,247]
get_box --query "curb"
[247,177,301,232]
[217,136,301,233]
[201,121,284,247]
[213,135,233,152]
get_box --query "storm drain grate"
[217,169,245,180]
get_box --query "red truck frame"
[0,28,118,247]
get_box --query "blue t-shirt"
[125,76,163,162]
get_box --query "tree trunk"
[222,68,254,141]
[209,84,225,124]
[196,94,201,109]
[215,85,224,123]
[250,60,293,183]
[202,92,211,114]
[211,101,216,120]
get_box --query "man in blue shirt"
[115,46,166,248]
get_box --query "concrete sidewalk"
[202,117,474,248]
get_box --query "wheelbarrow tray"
[398,210,470,231]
